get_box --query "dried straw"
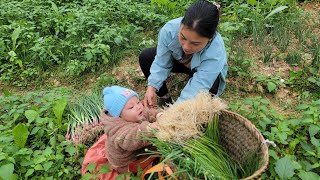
[156,92,227,144]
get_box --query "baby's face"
[120,96,144,122]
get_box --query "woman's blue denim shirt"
[148,17,228,103]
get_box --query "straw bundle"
[156,92,227,144]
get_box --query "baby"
[100,86,159,173]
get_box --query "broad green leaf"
[99,164,111,174]
[13,113,20,121]
[34,164,43,170]
[9,173,19,180]
[292,161,302,170]
[12,123,29,148]
[43,161,53,171]
[50,136,56,147]
[25,110,39,123]
[43,147,53,156]
[130,178,141,180]
[25,169,34,177]
[311,137,319,147]
[289,138,300,153]
[81,173,91,180]
[151,0,169,5]
[65,144,77,156]
[7,157,16,164]
[8,50,16,58]
[114,37,122,45]
[30,127,41,135]
[115,174,127,180]
[307,77,317,83]
[275,157,295,179]
[265,6,288,19]
[247,0,258,5]
[86,163,96,172]
[14,148,32,156]
[267,82,277,92]
[260,99,270,104]
[34,156,46,164]
[53,97,67,128]
[268,149,279,160]
[11,27,21,49]
[20,159,33,167]
[309,125,320,137]
[85,51,93,60]
[0,163,14,180]
[51,2,59,13]
[0,153,6,161]
[298,171,320,180]
[296,104,309,110]
[16,60,23,68]
[278,132,288,143]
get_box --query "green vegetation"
[0,0,319,179]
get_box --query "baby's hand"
[156,112,163,119]
[147,122,159,131]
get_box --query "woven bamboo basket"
[219,110,269,180]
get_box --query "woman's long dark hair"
[181,0,219,39]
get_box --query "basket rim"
[220,110,269,180]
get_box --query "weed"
[286,66,320,98]
[271,20,291,52]
[251,14,267,46]
[228,46,252,78]
[262,41,273,63]
[285,50,302,65]
[0,88,85,179]
[307,36,320,68]
[229,96,320,179]
[254,73,285,94]
[94,73,118,92]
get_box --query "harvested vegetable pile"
[156,92,227,144]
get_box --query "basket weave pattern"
[219,110,269,180]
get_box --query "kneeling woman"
[139,0,228,107]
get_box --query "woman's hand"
[144,85,157,108]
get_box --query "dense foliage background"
[0,0,319,179]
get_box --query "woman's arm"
[147,27,174,91]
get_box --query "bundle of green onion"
[145,116,254,180]
[66,91,104,145]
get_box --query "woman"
[139,0,227,107]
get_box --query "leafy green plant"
[286,66,320,97]
[0,88,85,179]
[81,163,112,180]
[229,97,320,179]
[0,0,172,86]
[254,73,285,93]
[228,46,253,78]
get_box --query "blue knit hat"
[103,86,139,117]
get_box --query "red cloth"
[81,134,155,180]
[82,134,118,179]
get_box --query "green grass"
[285,50,302,65]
